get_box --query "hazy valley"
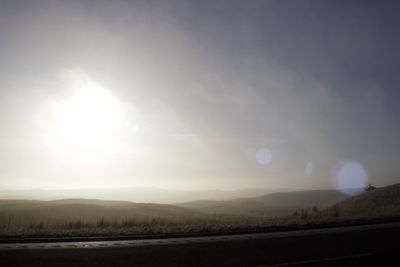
[0,187,276,204]
[0,184,399,238]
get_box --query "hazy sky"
[0,0,399,191]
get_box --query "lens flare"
[305,160,314,177]
[256,148,272,166]
[332,160,367,196]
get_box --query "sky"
[0,0,399,192]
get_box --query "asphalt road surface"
[0,222,399,266]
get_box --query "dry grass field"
[0,184,398,238]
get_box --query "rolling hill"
[1,184,399,237]
[325,183,400,218]
[0,187,274,203]
[178,189,354,217]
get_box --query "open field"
[0,184,399,238]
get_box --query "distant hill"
[1,185,399,236]
[0,187,275,204]
[178,190,353,217]
[326,183,400,218]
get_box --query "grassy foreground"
[0,209,398,238]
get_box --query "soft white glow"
[53,70,124,152]
[332,160,368,196]
[126,121,140,134]
[305,160,314,177]
[256,148,272,166]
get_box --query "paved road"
[0,222,399,266]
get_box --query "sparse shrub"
[300,209,309,220]
[97,218,110,228]
[67,219,84,229]
[28,222,44,230]
[292,210,299,218]
[312,206,319,213]
[365,184,377,192]
[328,205,340,217]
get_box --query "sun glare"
[53,70,124,152]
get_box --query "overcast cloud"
[0,0,399,190]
